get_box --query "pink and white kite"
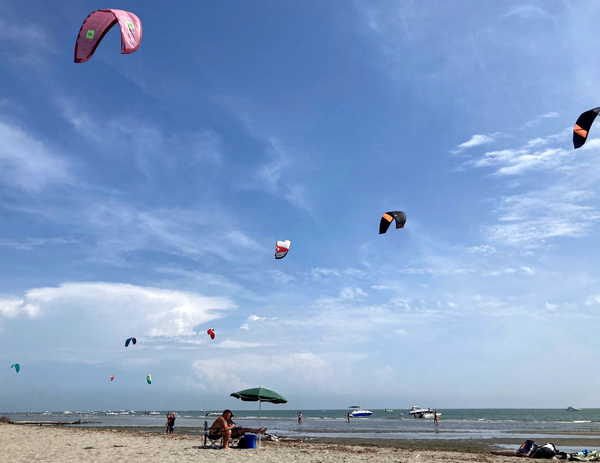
[74,9,142,63]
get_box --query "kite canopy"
[230,387,287,404]
[379,211,407,234]
[109,376,115,382]
[10,363,20,373]
[74,9,142,63]
[275,240,291,259]
[207,328,216,340]
[146,375,152,384]
[125,337,137,347]
[573,107,600,149]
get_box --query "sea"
[4,408,600,446]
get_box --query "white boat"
[348,406,373,418]
[409,406,442,419]
[63,411,73,415]
[566,406,582,412]
[148,411,161,415]
[384,408,394,413]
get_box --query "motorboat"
[409,406,442,419]
[148,411,161,415]
[566,406,582,412]
[348,406,373,418]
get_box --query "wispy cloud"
[0,120,71,191]
[454,134,496,152]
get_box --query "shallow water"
[5,409,600,441]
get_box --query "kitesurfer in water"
[208,410,267,449]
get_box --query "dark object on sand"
[492,440,567,459]
[12,419,81,426]
[0,416,14,424]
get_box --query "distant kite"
[109,376,115,382]
[573,107,600,149]
[125,337,137,347]
[379,211,407,234]
[275,240,291,259]
[10,363,20,374]
[74,9,142,63]
[146,375,152,385]
[207,328,216,340]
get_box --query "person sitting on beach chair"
[208,410,266,449]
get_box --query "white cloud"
[0,121,71,191]
[339,287,368,299]
[455,134,495,151]
[0,297,39,318]
[0,282,234,336]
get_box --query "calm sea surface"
[4,409,600,441]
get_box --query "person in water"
[297,411,303,424]
[208,410,267,449]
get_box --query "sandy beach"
[0,422,537,463]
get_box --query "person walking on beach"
[297,411,303,424]
[165,412,176,434]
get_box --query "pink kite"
[74,9,142,63]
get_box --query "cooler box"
[238,433,257,449]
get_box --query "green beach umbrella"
[230,387,287,405]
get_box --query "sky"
[2,0,600,411]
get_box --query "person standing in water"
[346,411,351,423]
[297,411,303,424]
[433,409,440,425]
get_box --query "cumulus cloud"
[0,282,234,337]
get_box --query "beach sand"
[0,422,527,463]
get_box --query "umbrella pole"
[258,400,262,448]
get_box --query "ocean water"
[4,409,600,441]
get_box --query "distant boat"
[384,408,394,413]
[148,411,161,415]
[409,405,442,419]
[348,406,373,417]
[566,406,582,412]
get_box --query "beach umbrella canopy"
[230,387,287,404]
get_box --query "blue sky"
[3,0,600,411]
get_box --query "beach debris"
[125,337,137,347]
[207,328,216,340]
[275,240,291,259]
[10,363,20,373]
[146,374,152,384]
[573,107,600,149]
[379,211,407,234]
[74,9,142,63]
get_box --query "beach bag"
[531,443,559,459]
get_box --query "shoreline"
[4,423,600,456]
